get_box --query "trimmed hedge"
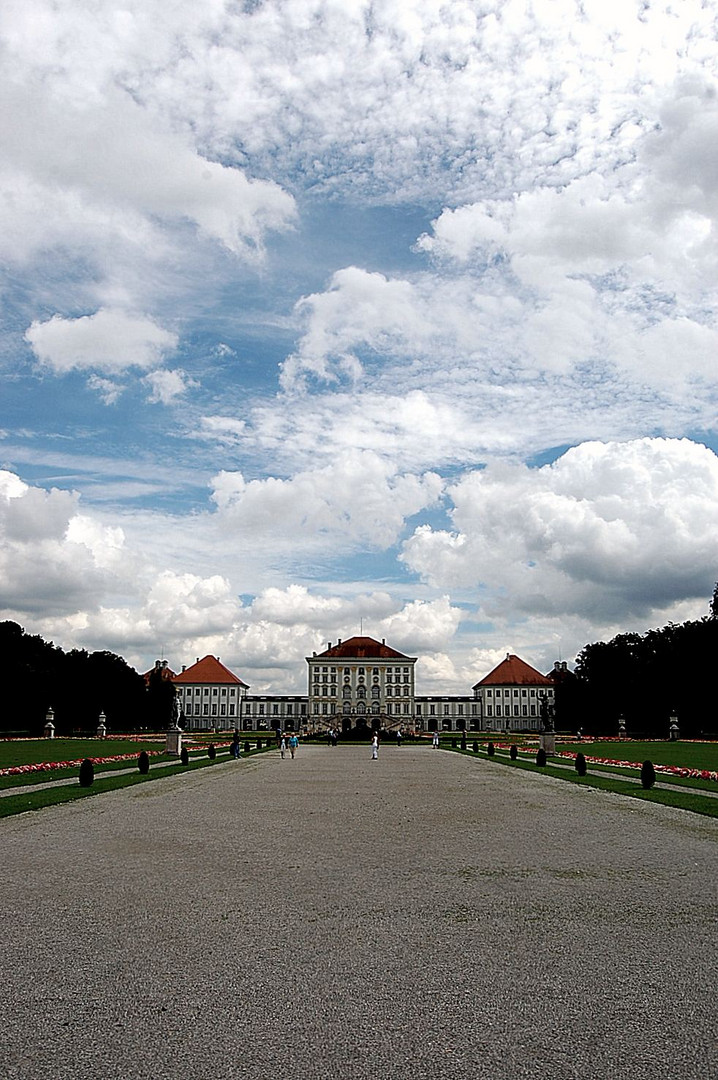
[79,758,94,787]
[641,759,656,789]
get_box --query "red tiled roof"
[473,654,553,689]
[173,655,248,687]
[142,661,177,685]
[311,636,413,660]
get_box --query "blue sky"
[1,0,717,693]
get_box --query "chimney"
[382,638,385,645]
[196,658,199,664]
[328,642,331,649]
[155,659,161,669]
[182,665,186,673]
[554,660,561,670]
[338,638,342,644]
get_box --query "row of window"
[486,705,538,717]
[184,703,236,716]
[313,675,411,685]
[178,686,238,697]
[482,687,552,698]
[244,702,308,715]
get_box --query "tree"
[710,583,718,620]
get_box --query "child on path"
[280,734,286,759]
[371,733,379,760]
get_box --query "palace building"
[175,637,555,734]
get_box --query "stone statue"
[540,694,554,732]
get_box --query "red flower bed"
[0,750,165,777]
[555,751,718,782]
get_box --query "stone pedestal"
[165,725,183,757]
[44,722,55,739]
[539,732,556,755]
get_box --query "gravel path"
[1,746,715,1080]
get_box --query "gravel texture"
[1,745,716,1080]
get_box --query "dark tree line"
[554,585,718,737]
[0,621,170,734]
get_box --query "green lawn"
[0,737,233,791]
[0,737,166,768]
[557,740,718,771]
[479,753,718,817]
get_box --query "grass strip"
[0,750,271,819]
[455,749,718,818]
[493,751,718,794]
[0,747,217,790]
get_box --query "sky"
[1,0,718,695]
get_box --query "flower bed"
[555,750,718,782]
[478,742,718,783]
[0,750,167,777]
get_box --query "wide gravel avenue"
[1,744,715,1079]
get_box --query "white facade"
[307,637,416,727]
[172,646,561,733]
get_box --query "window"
[416,704,422,714]
[429,705,435,715]
[487,705,493,717]
[522,705,527,716]
[458,704,464,715]
[522,689,527,697]
[221,688,227,697]
[444,704,449,715]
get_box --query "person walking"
[396,728,402,747]
[432,730,440,749]
[371,733,379,760]
[231,730,241,759]
[289,734,298,759]
[280,734,287,759]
